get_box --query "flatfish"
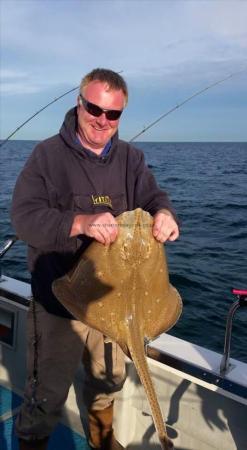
[52,208,182,449]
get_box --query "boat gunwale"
[1,275,246,404]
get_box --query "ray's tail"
[126,320,174,450]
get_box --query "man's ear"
[77,95,82,107]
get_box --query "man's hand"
[152,210,179,243]
[70,212,118,245]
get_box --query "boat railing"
[220,288,247,375]
[1,236,246,379]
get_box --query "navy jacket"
[11,107,176,317]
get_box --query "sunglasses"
[79,94,123,121]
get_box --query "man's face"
[77,80,126,154]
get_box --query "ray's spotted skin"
[52,208,182,450]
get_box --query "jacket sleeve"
[11,147,77,249]
[132,149,178,221]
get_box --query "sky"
[0,0,247,142]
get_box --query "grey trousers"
[15,301,126,440]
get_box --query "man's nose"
[96,113,108,126]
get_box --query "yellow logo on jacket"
[91,195,113,209]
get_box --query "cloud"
[1,0,246,94]
[0,68,40,94]
[1,83,39,95]
[0,0,246,141]
[0,67,65,95]
[0,69,28,79]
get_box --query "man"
[11,68,179,450]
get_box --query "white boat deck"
[1,275,247,449]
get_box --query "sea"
[1,140,247,363]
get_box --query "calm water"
[1,140,247,362]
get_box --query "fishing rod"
[0,67,246,148]
[0,85,79,148]
[129,67,247,142]
[0,70,123,148]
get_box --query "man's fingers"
[168,227,179,241]
[152,216,163,237]
[85,212,118,245]
[152,212,179,243]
